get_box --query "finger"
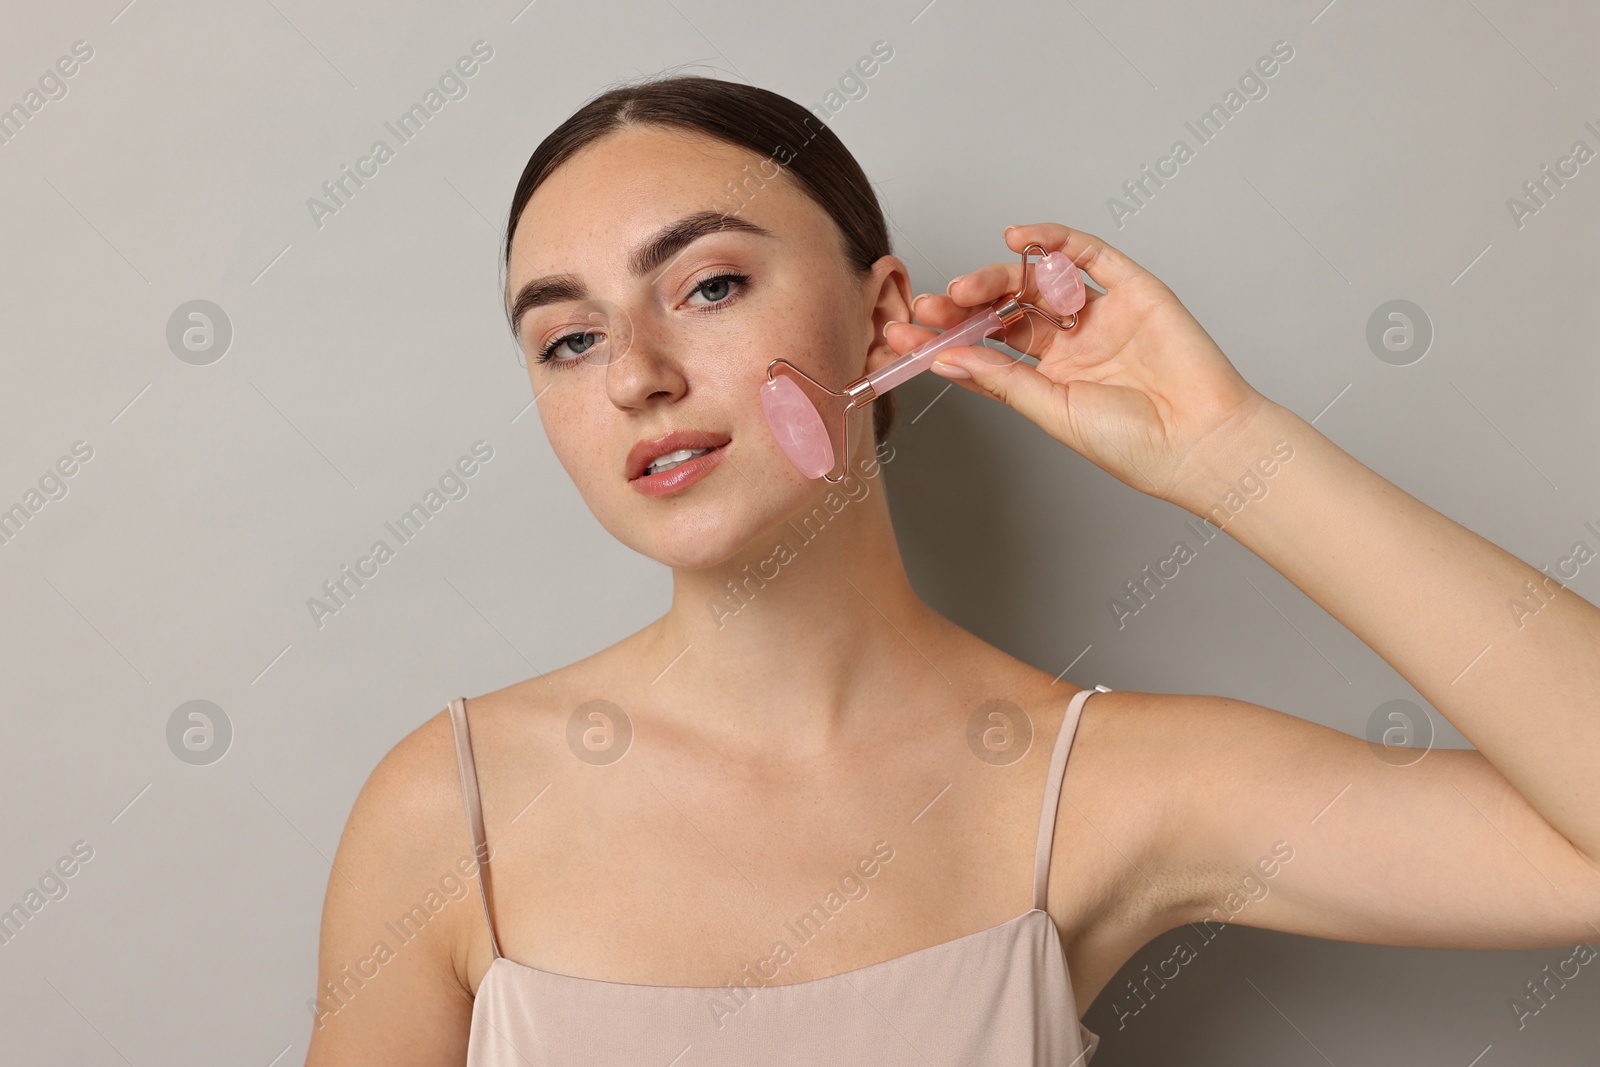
[885,321,1045,389]
[927,343,1024,398]
[946,260,1024,309]
[942,240,1110,323]
[930,346,1070,434]
[884,318,942,354]
[927,359,992,397]
[883,324,991,397]
[912,288,1102,362]
[1002,223,1148,291]
[910,291,968,329]
[913,285,1102,330]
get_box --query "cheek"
[782,302,862,386]
[537,392,612,488]
[734,301,874,476]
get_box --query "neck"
[639,454,952,752]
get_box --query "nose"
[603,314,687,412]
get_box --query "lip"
[627,429,732,497]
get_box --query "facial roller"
[761,243,1087,482]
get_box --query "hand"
[900,223,1268,504]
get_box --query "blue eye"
[687,272,750,308]
[537,330,601,367]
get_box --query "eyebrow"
[507,211,775,335]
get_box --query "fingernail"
[930,359,971,380]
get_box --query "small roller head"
[1034,251,1086,317]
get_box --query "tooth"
[647,447,712,475]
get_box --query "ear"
[860,254,914,377]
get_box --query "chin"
[606,463,822,571]
[633,519,762,571]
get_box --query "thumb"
[932,347,1070,433]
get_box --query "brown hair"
[503,74,897,444]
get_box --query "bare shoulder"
[343,704,479,879]
[1041,687,1264,926]
[1061,687,1344,918]
[305,703,486,1062]
[1033,685,1342,1003]
[458,657,616,762]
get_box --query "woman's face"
[507,124,909,569]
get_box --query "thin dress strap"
[1032,685,1106,912]
[447,697,502,960]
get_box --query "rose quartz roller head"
[761,243,1086,481]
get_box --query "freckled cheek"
[539,399,618,487]
[683,321,793,411]
[754,311,856,387]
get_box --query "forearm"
[1171,398,1600,864]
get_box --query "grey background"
[1,0,1596,1063]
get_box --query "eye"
[537,330,603,367]
[685,272,750,309]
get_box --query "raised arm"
[908,222,1600,948]
[1091,688,1600,954]
[1170,396,1600,869]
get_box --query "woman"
[304,75,1600,1065]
